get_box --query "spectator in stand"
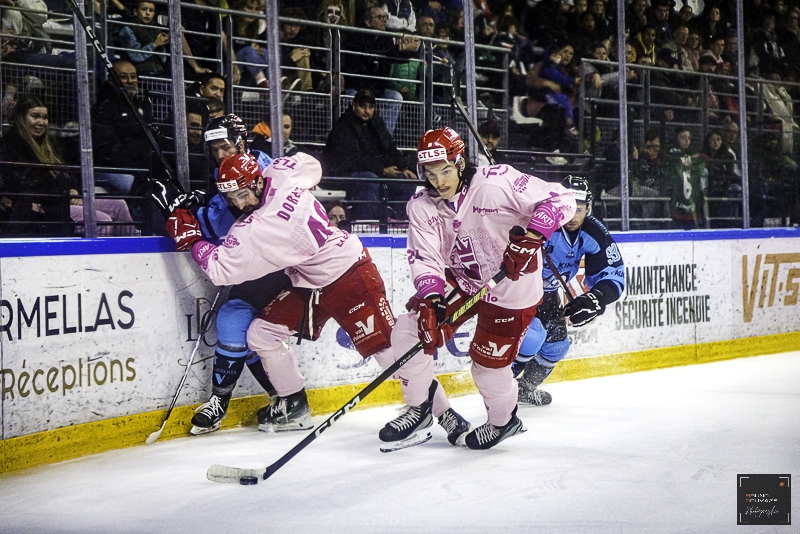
[115,0,213,78]
[651,47,694,123]
[431,25,456,102]
[685,29,702,69]
[722,30,739,73]
[676,4,694,29]
[418,0,460,32]
[416,13,435,37]
[310,0,351,92]
[632,25,657,65]
[697,5,726,48]
[186,105,209,187]
[626,0,648,40]
[569,12,598,56]
[92,59,167,194]
[206,96,225,118]
[699,130,742,226]
[230,0,269,88]
[777,7,800,65]
[751,11,787,73]
[721,117,740,155]
[762,70,798,152]
[523,0,566,46]
[1,0,49,57]
[181,0,222,77]
[323,89,416,220]
[0,96,134,236]
[661,24,694,71]
[477,120,502,166]
[446,8,464,38]
[648,0,673,47]
[750,132,798,226]
[667,128,709,229]
[613,128,670,227]
[588,0,610,42]
[494,15,537,97]
[116,1,168,76]
[696,55,721,117]
[324,200,348,228]
[342,5,420,135]
[188,73,226,102]
[582,41,634,101]
[280,8,314,92]
[538,44,581,139]
[566,0,589,34]
[701,36,731,74]
[383,0,415,32]
[249,113,299,156]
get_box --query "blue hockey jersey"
[541,215,625,300]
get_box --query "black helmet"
[563,175,592,206]
[204,113,247,147]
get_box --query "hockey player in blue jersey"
[167,113,290,434]
[512,176,625,405]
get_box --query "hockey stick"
[146,288,222,445]
[65,0,185,217]
[206,266,510,484]
[448,83,575,301]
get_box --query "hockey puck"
[239,476,259,485]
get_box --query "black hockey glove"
[170,189,208,213]
[563,289,605,327]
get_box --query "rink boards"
[1,228,799,473]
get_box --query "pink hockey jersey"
[407,164,577,310]
[192,154,363,289]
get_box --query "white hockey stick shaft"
[146,288,222,444]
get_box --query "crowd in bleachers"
[0,0,798,236]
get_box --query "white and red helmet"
[416,127,466,176]
[217,153,262,193]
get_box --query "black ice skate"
[437,408,472,445]
[517,358,554,406]
[517,386,552,406]
[257,389,312,432]
[190,393,231,435]
[378,381,443,452]
[459,407,526,450]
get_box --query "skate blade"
[190,422,222,436]
[257,413,313,433]
[379,431,432,452]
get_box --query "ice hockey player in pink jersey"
[378,127,576,450]
[167,152,398,431]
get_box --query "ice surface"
[1,352,798,533]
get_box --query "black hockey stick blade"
[205,268,509,484]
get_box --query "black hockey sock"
[246,357,277,396]
[211,352,246,397]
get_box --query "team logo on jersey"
[483,165,508,177]
[452,235,482,281]
[472,206,499,216]
[512,174,530,192]
[531,211,555,228]
[222,235,240,248]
